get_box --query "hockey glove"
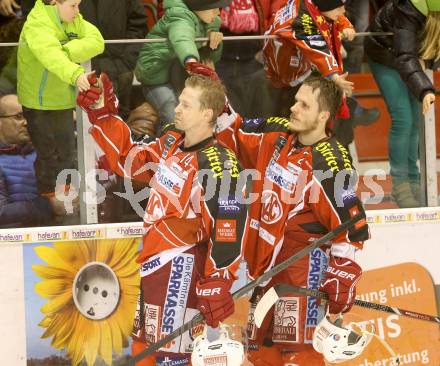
[196,277,234,327]
[185,61,220,81]
[319,256,362,314]
[76,72,119,124]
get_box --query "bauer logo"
[160,253,194,353]
[305,249,327,343]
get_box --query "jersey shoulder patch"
[241,116,290,134]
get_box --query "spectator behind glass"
[17,0,104,217]
[0,16,25,95]
[80,0,147,120]
[364,0,439,208]
[135,0,229,134]
[0,94,53,227]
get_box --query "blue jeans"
[142,83,178,135]
[368,59,421,184]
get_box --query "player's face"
[57,0,81,23]
[288,85,325,135]
[321,6,345,21]
[174,86,213,133]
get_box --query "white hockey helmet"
[191,324,245,366]
[313,315,373,363]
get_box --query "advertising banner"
[24,238,140,365]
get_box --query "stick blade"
[254,287,280,328]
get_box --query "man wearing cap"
[135,0,230,134]
[263,0,355,96]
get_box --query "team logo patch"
[261,190,283,224]
[304,249,328,343]
[160,253,194,353]
[218,196,241,214]
[145,303,161,345]
[266,160,298,192]
[156,355,190,366]
[272,297,300,344]
[155,164,185,195]
[215,220,237,242]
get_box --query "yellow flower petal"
[32,264,74,281]
[40,290,73,315]
[99,320,113,366]
[83,321,100,366]
[108,239,139,270]
[34,246,76,273]
[35,279,71,298]
[96,239,115,264]
[53,242,89,272]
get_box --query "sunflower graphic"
[32,238,140,366]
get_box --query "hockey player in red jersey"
[214,75,370,365]
[263,0,355,95]
[77,71,247,366]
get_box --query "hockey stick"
[126,213,364,365]
[254,283,440,327]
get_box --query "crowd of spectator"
[0,0,438,228]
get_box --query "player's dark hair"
[303,76,343,133]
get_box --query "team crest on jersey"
[144,191,165,222]
[261,191,283,224]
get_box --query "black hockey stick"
[126,213,364,365]
[254,283,440,327]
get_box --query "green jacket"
[135,0,222,86]
[17,0,104,110]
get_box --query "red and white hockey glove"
[319,256,362,314]
[185,61,220,81]
[76,72,119,124]
[196,277,234,327]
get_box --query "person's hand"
[185,60,220,81]
[319,256,362,314]
[331,72,354,97]
[342,28,356,41]
[0,0,20,17]
[196,277,234,327]
[76,72,119,124]
[200,58,215,71]
[76,73,91,92]
[422,92,435,114]
[209,31,223,50]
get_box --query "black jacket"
[364,0,434,101]
[80,0,148,78]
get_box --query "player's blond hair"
[419,12,440,61]
[185,75,226,125]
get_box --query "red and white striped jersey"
[91,116,248,280]
[216,113,369,280]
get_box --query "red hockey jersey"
[91,116,247,280]
[263,0,353,87]
[215,113,369,279]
